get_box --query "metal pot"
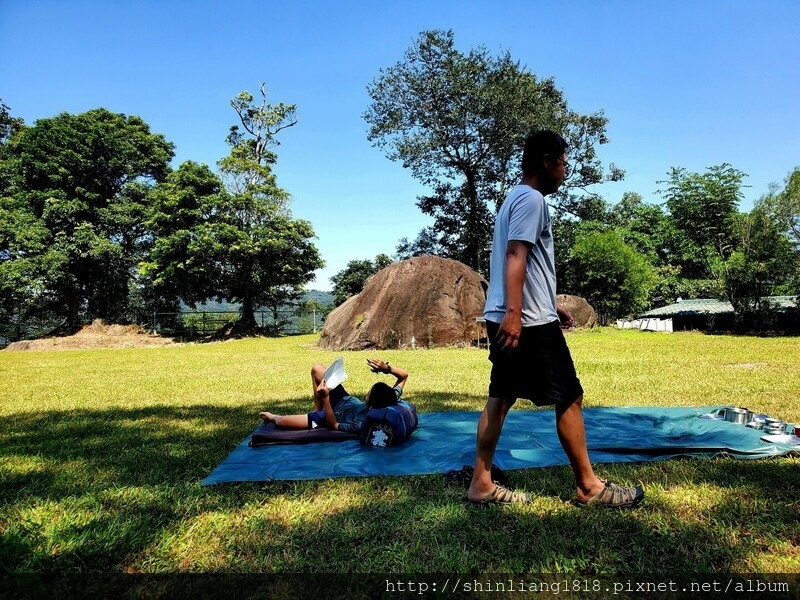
[724,407,751,425]
[716,406,735,419]
[764,422,785,435]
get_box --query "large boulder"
[318,256,488,350]
[556,294,597,328]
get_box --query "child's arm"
[367,358,409,391]
[316,380,340,430]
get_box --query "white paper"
[323,356,347,389]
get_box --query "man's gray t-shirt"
[484,184,558,326]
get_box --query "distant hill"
[304,290,334,307]
[180,290,334,334]
[183,290,334,313]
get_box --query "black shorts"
[486,319,583,406]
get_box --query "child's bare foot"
[259,411,278,422]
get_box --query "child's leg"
[311,363,326,410]
[259,411,312,429]
[274,414,312,429]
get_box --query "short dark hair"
[366,381,398,409]
[521,130,569,175]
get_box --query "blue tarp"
[201,406,799,486]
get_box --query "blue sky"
[3,0,799,290]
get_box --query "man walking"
[467,130,644,508]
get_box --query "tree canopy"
[142,85,322,335]
[1,89,323,340]
[758,167,800,249]
[365,29,622,274]
[1,108,174,330]
[569,227,657,324]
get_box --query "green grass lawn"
[1,329,799,577]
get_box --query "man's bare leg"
[555,395,605,501]
[467,397,514,501]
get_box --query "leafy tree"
[214,85,322,334]
[2,108,174,329]
[758,167,800,248]
[0,99,24,196]
[143,86,323,336]
[609,193,664,263]
[659,164,747,305]
[395,227,446,261]
[660,164,745,271]
[0,204,51,339]
[0,102,34,336]
[607,192,713,305]
[365,29,623,274]
[660,164,798,327]
[141,161,226,310]
[569,228,657,324]
[552,195,615,295]
[330,253,392,306]
[723,207,799,323]
[553,188,730,312]
[0,99,24,146]
[553,215,588,296]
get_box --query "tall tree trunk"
[55,293,83,335]
[232,294,259,336]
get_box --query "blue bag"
[359,401,418,447]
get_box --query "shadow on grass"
[397,391,490,413]
[1,404,261,495]
[2,401,799,577]
[237,459,800,576]
[0,393,486,503]
[1,402,270,572]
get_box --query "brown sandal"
[468,484,531,507]
[574,480,644,509]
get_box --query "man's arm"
[367,358,409,391]
[497,240,531,350]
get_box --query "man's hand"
[367,358,390,374]
[557,305,575,329]
[497,311,522,350]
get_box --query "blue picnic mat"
[200,406,799,485]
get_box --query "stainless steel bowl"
[724,407,751,425]
[764,422,785,435]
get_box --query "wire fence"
[0,307,327,347]
[150,309,324,338]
